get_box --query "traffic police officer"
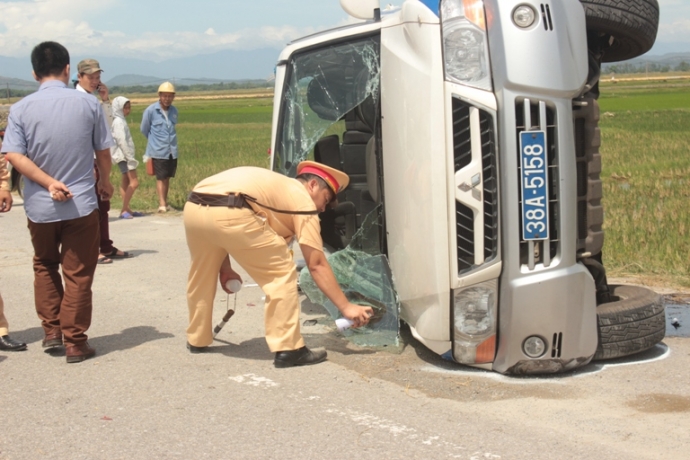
[183,161,373,367]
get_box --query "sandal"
[119,212,134,219]
[97,255,113,264]
[104,247,133,259]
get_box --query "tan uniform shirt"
[193,167,323,251]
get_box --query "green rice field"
[110,77,690,287]
[598,80,690,287]
[119,96,274,211]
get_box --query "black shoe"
[274,346,327,368]
[0,335,27,352]
[187,342,207,354]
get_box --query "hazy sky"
[0,0,687,60]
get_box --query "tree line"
[603,61,690,74]
[3,79,272,100]
[109,80,271,94]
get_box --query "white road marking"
[324,406,501,458]
[228,373,278,388]
[325,407,417,436]
[470,453,502,460]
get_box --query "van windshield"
[274,35,380,176]
[276,34,398,347]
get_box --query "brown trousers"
[27,210,99,345]
[183,203,304,352]
[95,163,114,254]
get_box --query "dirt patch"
[609,276,690,297]
[127,92,273,105]
[627,393,690,413]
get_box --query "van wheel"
[580,0,659,62]
[594,285,665,360]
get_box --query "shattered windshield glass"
[300,207,400,348]
[278,33,397,347]
[274,35,380,176]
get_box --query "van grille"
[453,102,472,171]
[452,99,498,273]
[515,98,559,269]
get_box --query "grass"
[598,82,690,287]
[107,78,690,288]
[110,96,273,212]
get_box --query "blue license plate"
[519,131,549,241]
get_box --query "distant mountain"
[107,74,169,87]
[0,73,271,91]
[616,52,690,66]
[3,45,686,91]
[106,74,266,88]
[0,75,38,91]
[0,48,281,82]
[647,41,690,57]
[602,51,690,72]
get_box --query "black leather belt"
[187,191,253,209]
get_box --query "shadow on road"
[87,325,174,356]
[12,326,44,345]
[209,337,273,361]
[105,249,159,258]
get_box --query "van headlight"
[440,0,492,91]
[452,280,497,364]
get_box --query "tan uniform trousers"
[183,202,305,352]
[0,293,9,337]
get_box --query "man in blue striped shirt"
[1,41,114,363]
[141,82,178,213]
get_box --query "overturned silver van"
[270,0,665,374]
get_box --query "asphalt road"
[1,197,689,460]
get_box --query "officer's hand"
[341,303,373,328]
[219,269,243,294]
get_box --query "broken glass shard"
[300,207,399,347]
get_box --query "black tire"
[593,284,665,360]
[580,0,660,62]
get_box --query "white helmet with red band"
[296,161,350,194]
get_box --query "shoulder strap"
[241,194,319,215]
